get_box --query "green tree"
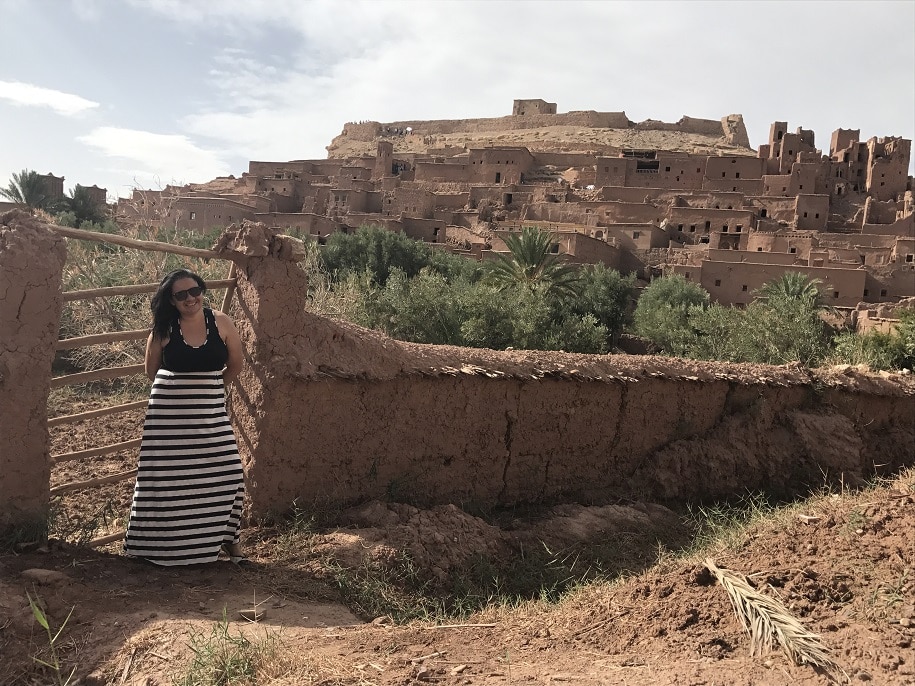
[632,275,709,355]
[63,184,105,225]
[320,225,435,286]
[484,226,581,299]
[831,310,915,371]
[0,169,54,211]
[565,264,635,346]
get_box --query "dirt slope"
[2,467,912,686]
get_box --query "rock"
[21,568,68,585]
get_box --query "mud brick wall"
[216,224,915,518]
[0,212,67,531]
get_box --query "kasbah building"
[117,99,915,327]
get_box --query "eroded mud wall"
[241,371,915,514]
[0,212,66,531]
[215,224,915,518]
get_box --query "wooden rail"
[50,469,138,496]
[87,530,127,548]
[50,224,221,259]
[56,329,148,350]
[49,399,148,427]
[51,364,145,389]
[52,438,143,464]
[63,278,237,302]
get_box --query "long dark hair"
[150,269,207,339]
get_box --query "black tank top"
[161,307,229,372]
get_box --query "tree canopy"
[484,226,582,299]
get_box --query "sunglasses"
[172,286,205,301]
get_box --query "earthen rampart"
[339,111,747,146]
[213,224,915,517]
[3,220,914,534]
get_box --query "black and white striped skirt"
[124,370,245,566]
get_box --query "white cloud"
[0,81,99,116]
[77,127,232,185]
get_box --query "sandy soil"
[2,399,913,685]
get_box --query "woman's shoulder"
[211,308,238,330]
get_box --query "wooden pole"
[51,364,146,388]
[56,329,148,350]
[63,278,236,302]
[49,225,220,259]
[87,530,126,548]
[220,262,238,313]
[52,437,142,464]
[48,399,148,427]
[50,469,138,495]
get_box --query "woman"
[124,268,247,566]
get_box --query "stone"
[20,568,69,585]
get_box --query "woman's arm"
[214,310,244,383]
[144,332,165,380]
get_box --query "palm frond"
[705,559,846,683]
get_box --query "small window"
[604,166,609,172]
[705,221,711,230]
[863,289,869,297]
[757,247,763,251]
[735,172,741,179]
[696,168,701,173]
[906,254,914,263]
[741,285,748,292]
[735,225,742,233]
[189,211,196,220]
[685,271,691,279]
[789,247,797,254]
[721,172,726,178]
[760,209,767,218]
[799,185,803,190]
[833,292,840,299]
[880,289,888,297]
[722,225,729,232]
[689,225,696,233]
[677,224,684,231]
[632,231,640,239]
[665,166,671,172]
[803,212,808,218]
[714,279,722,287]
[549,243,559,254]
[815,213,819,219]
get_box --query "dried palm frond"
[704,558,847,683]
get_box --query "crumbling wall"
[0,212,66,533]
[214,224,915,518]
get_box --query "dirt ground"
[1,396,913,685]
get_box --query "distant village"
[11,99,913,315]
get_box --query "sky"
[1,0,913,201]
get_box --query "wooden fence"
[48,225,236,547]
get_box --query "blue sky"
[1,0,913,200]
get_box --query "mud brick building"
[117,100,914,308]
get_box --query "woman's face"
[170,276,203,316]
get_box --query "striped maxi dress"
[124,307,245,565]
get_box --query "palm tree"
[0,169,53,212]
[485,226,581,299]
[755,272,828,310]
